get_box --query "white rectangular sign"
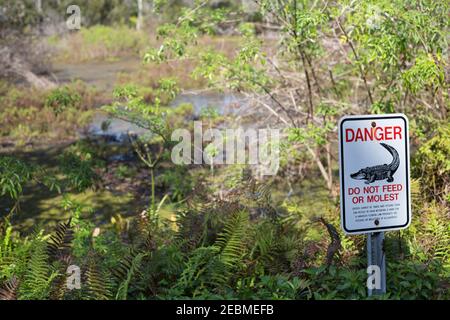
[339,114,411,235]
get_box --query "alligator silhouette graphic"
[350,143,400,184]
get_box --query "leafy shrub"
[304,265,367,300]
[387,260,446,299]
[412,123,450,201]
[0,157,34,200]
[0,157,60,209]
[45,86,82,116]
[58,152,99,192]
[235,275,311,300]
[402,53,445,94]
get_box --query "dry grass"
[51,26,151,63]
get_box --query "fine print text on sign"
[339,114,411,235]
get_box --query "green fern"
[174,246,223,294]
[114,252,145,300]
[209,210,250,286]
[85,259,112,300]
[422,205,450,262]
[250,222,276,265]
[215,210,249,266]
[173,208,250,295]
[19,238,58,300]
[410,178,421,206]
[0,224,13,272]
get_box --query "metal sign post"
[367,232,386,296]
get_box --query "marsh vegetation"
[0,0,449,300]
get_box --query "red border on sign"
[339,115,410,234]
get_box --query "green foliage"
[47,219,74,260]
[114,164,137,180]
[305,265,367,299]
[0,157,60,216]
[0,0,42,30]
[412,123,450,201]
[105,83,173,140]
[55,0,137,26]
[343,0,448,73]
[287,122,334,146]
[0,0,449,302]
[171,246,224,297]
[235,275,310,300]
[58,152,99,192]
[81,25,143,50]
[387,260,446,299]
[54,25,148,61]
[19,236,58,300]
[260,0,327,58]
[402,53,445,94]
[0,167,449,300]
[0,81,96,143]
[158,166,193,202]
[116,253,145,300]
[167,210,249,297]
[0,157,34,200]
[45,87,82,116]
[215,210,248,271]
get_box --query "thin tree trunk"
[36,0,43,13]
[300,51,314,122]
[326,141,332,191]
[136,0,143,31]
[306,145,332,193]
[150,167,155,213]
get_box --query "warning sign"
[339,114,411,235]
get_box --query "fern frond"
[114,252,145,300]
[112,249,138,281]
[85,261,112,300]
[422,204,450,262]
[49,255,73,300]
[410,178,421,210]
[215,210,249,268]
[175,246,221,292]
[0,276,19,300]
[19,239,58,300]
[250,222,276,264]
[175,209,208,251]
[47,218,73,261]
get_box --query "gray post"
[367,232,386,296]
